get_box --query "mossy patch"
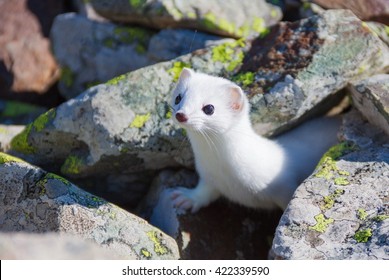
[309,214,334,233]
[321,189,344,210]
[128,0,146,9]
[113,26,152,54]
[10,125,35,154]
[60,66,74,88]
[211,39,245,72]
[60,155,85,175]
[32,109,56,132]
[252,17,270,38]
[354,228,372,243]
[373,215,389,222]
[357,208,368,221]
[45,173,71,186]
[168,61,191,82]
[0,152,24,164]
[233,72,255,87]
[130,113,151,128]
[140,248,152,259]
[106,74,126,86]
[146,231,170,255]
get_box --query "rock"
[0,232,119,259]
[0,125,25,152]
[0,152,180,260]
[72,0,106,21]
[138,169,282,259]
[349,74,389,138]
[0,0,61,99]
[89,0,282,38]
[312,0,389,25]
[51,13,224,99]
[10,10,389,179]
[271,110,389,259]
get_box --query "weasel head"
[171,68,250,134]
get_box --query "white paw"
[170,187,201,214]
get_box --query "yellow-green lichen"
[202,12,218,30]
[165,110,172,119]
[45,173,71,186]
[233,72,255,87]
[270,9,279,18]
[128,0,146,9]
[60,66,74,88]
[0,152,24,164]
[10,125,35,154]
[354,228,372,243]
[357,208,368,221]
[385,26,389,36]
[130,113,151,128]
[211,39,245,72]
[186,11,196,19]
[0,127,8,134]
[321,189,344,210]
[60,155,84,175]
[113,26,152,54]
[373,215,389,222]
[1,101,43,117]
[168,61,191,82]
[32,109,56,132]
[146,231,169,255]
[106,74,126,86]
[309,214,334,233]
[333,177,350,186]
[140,248,152,259]
[252,17,270,38]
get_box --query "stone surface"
[139,169,282,259]
[0,152,180,260]
[9,10,389,179]
[0,125,25,153]
[313,0,389,25]
[349,74,389,137]
[0,0,61,99]
[51,13,223,99]
[0,232,120,259]
[90,0,282,38]
[272,110,389,259]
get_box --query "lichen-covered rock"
[51,13,224,99]
[10,10,389,179]
[0,152,179,260]
[271,110,389,259]
[0,232,120,259]
[139,169,282,259]
[313,0,389,25]
[349,74,389,137]
[0,125,25,152]
[90,0,282,38]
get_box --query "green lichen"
[233,72,255,87]
[165,110,172,119]
[32,109,56,132]
[333,177,350,186]
[357,208,368,221]
[0,127,8,134]
[84,80,101,89]
[140,248,152,259]
[1,101,43,117]
[354,228,372,243]
[128,0,146,9]
[146,231,169,255]
[113,26,152,54]
[130,113,151,128]
[309,214,334,233]
[0,152,24,164]
[186,11,196,19]
[321,189,344,210]
[168,61,191,82]
[385,26,389,36]
[60,66,74,88]
[252,17,270,38]
[373,215,389,222]
[203,12,218,30]
[270,9,279,18]
[60,155,84,175]
[106,74,126,86]
[211,39,245,72]
[45,173,71,186]
[103,38,116,49]
[10,125,35,154]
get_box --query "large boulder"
[89,0,282,38]
[51,13,223,99]
[271,110,389,259]
[0,152,179,260]
[9,10,389,180]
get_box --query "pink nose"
[175,112,188,123]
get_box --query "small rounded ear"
[227,85,245,112]
[177,68,194,84]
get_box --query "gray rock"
[272,110,389,259]
[349,74,389,138]
[0,232,120,259]
[139,169,282,259]
[89,0,282,38]
[51,13,224,99]
[10,10,389,179]
[72,0,107,21]
[0,152,180,260]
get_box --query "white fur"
[171,68,340,212]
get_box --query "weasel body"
[171,68,340,212]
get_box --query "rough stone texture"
[51,13,223,99]
[0,0,61,99]
[9,10,389,180]
[313,0,389,25]
[272,110,389,259]
[0,232,120,259]
[0,153,180,260]
[349,74,389,137]
[138,169,282,259]
[90,0,282,38]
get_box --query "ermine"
[170,68,340,213]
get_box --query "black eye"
[175,94,182,105]
[202,104,214,115]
